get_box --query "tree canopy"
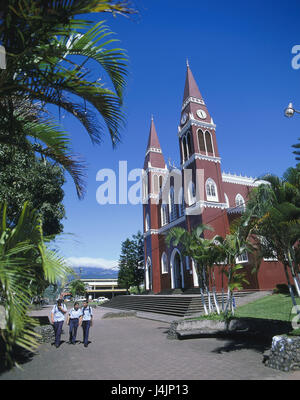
[0,145,65,236]
[118,231,144,292]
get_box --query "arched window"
[169,186,178,221]
[235,194,245,210]
[159,175,163,190]
[161,252,168,274]
[188,181,196,206]
[161,204,169,226]
[153,174,159,194]
[206,178,218,202]
[224,193,229,208]
[145,213,150,231]
[205,131,213,155]
[187,131,193,158]
[178,187,185,217]
[142,173,148,200]
[197,129,206,153]
[145,257,152,291]
[236,252,248,263]
[182,136,188,162]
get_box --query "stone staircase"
[100,291,255,317]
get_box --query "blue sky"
[57,0,300,270]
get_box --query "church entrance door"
[174,252,182,289]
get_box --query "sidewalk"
[0,306,291,380]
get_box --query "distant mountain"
[71,267,119,279]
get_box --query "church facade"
[142,64,286,294]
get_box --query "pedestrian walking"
[50,299,67,348]
[67,302,82,344]
[80,300,93,348]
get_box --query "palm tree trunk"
[283,263,298,308]
[199,285,209,315]
[224,288,231,316]
[221,268,224,312]
[203,268,213,313]
[198,269,208,315]
[292,271,300,297]
[287,249,300,297]
[231,293,235,315]
[291,264,300,298]
[212,287,220,314]
[224,265,232,315]
[211,267,220,314]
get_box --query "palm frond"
[0,201,74,365]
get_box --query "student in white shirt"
[80,300,93,348]
[67,302,82,344]
[50,299,67,348]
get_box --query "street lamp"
[284,102,300,118]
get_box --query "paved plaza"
[0,306,298,380]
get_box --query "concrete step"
[101,291,262,317]
[101,304,188,317]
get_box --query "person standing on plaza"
[67,302,82,345]
[80,300,93,348]
[50,299,67,348]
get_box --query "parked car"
[95,297,109,303]
[75,297,87,302]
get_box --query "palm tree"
[0,97,87,198]
[0,1,135,197]
[166,224,223,315]
[0,201,73,366]
[214,230,251,315]
[69,279,87,299]
[243,172,300,302]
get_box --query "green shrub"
[273,283,296,295]
[288,328,300,337]
[185,312,233,323]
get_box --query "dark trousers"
[69,319,79,343]
[53,321,64,347]
[82,320,91,345]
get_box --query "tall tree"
[69,279,87,299]
[0,144,65,236]
[132,231,145,293]
[118,238,136,293]
[118,231,145,293]
[0,1,135,197]
[242,171,300,305]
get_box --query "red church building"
[142,63,287,294]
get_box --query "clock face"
[181,113,187,125]
[196,109,207,119]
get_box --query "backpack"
[82,306,91,318]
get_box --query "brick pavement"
[0,306,291,380]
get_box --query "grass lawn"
[234,293,300,322]
[185,294,300,323]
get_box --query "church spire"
[146,116,161,150]
[144,117,166,169]
[180,62,212,125]
[182,62,203,103]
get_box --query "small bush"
[287,328,300,337]
[185,312,233,323]
[273,283,296,295]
